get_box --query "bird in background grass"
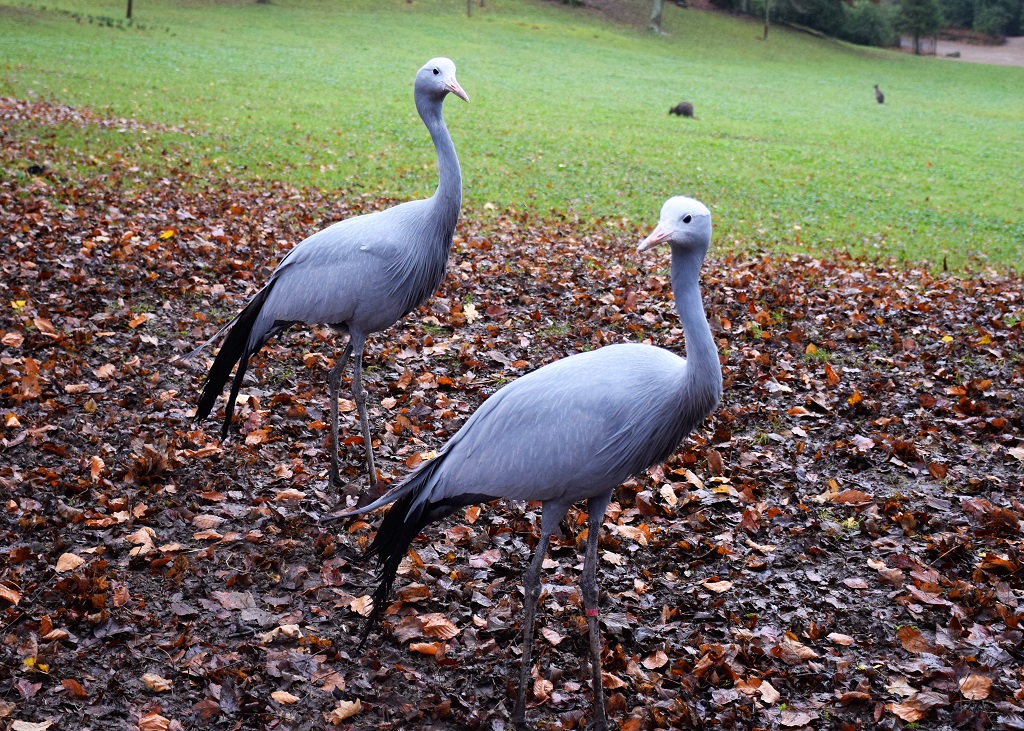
[187,58,468,497]
[327,196,723,731]
[874,84,885,104]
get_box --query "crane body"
[192,58,468,493]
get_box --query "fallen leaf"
[89,455,104,482]
[827,632,855,646]
[142,673,173,692]
[0,585,22,605]
[325,699,362,723]
[349,595,372,616]
[409,641,442,655]
[759,680,781,704]
[642,650,668,669]
[601,672,627,689]
[61,678,87,698]
[2,331,24,347]
[420,613,459,640]
[540,627,564,646]
[602,551,625,566]
[959,674,992,700]
[780,709,814,726]
[271,690,300,704]
[54,553,85,572]
[532,677,553,702]
[897,626,936,654]
[702,580,732,593]
[138,712,171,731]
[832,489,872,505]
[468,549,500,568]
[93,363,116,380]
[888,690,948,722]
[11,722,54,731]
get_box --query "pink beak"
[638,223,672,252]
[446,78,470,103]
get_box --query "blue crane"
[191,58,468,494]
[328,196,723,731]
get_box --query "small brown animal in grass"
[669,101,695,117]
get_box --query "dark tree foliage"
[713,0,897,46]
[938,0,1022,36]
[898,0,945,52]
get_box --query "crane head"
[638,196,712,252]
[417,57,470,103]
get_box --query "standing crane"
[191,58,468,494]
[327,196,723,731]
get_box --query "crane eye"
[683,214,692,224]
[432,68,440,75]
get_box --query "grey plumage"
[328,196,722,731]
[874,84,885,104]
[192,58,468,493]
[669,100,694,117]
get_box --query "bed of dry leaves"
[1,96,1023,731]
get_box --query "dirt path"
[902,35,1024,67]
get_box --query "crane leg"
[582,492,612,731]
[512,505,566,729]
[327,340,354,486]
[348,337,380,498]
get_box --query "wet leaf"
[959,674,992,700]
[142,673,173,692]
[325,698,362,723]
[54,553,84,572]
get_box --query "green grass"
[2,0,1022,269]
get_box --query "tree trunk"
[649,0,664,32]
[763,0,770,39]
[467,0,472,16]
[126,0,132,19]
[913,33,920,53]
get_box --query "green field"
[2,0,1022,269]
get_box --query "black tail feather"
[358,490,434,648]
[194,284,274,436]
[357,489,475,648]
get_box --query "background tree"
[898,0,944,53]
[650,0,665,32]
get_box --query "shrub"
[842,0,899,46]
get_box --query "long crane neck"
[417,94,462,234]
[671,246,722,414]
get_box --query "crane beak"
[638,223,672,252]
[446,79,470,103]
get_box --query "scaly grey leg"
[513,503,568,730]
[348,335,379,496]
[582,492,612,731]
[327,339,353,486]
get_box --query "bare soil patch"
[901,35,1024,67]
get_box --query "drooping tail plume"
[194,284,276,437]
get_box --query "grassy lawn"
[2,0,1022,269]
